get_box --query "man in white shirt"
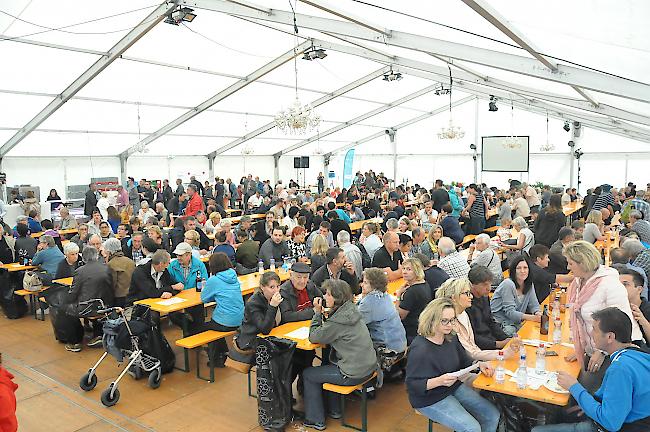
[418,200,439,232]
[511,191,530,219]
[337,231,362,281]
[247,191,263,210]
[467,234,503,285]
[523,183,541,212]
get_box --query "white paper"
[508,367,550,390]
[156,297,187,306]
[449,362,480,377]
[522,339,554,347]
[284,327,310,340]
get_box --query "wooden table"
[31,228,78,238]
[1,263,37,272]
[472,302,580,406]
[226,213,265,224]
[265,320,321,351]
[349,217,382,232]
[562,202,583,217]
[52,277,73,286]
[595,230,620,266]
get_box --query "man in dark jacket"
[466,266,510,350]
[311,247,359,294]
[190,175,204,196]
[84,183,98,216]
[235,230,259,269]
[258,227,290,269]
[326,211,351,243]
[162,179,174,207]
[123,231,145,263]
[431,179,450,212]
[128,250,180,302]
[67,246,113,348]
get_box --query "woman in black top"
[406,298,500,432]
[234,271,283,350]
[395,258,433,344]
[534,194,566,247]
[47,189,62,211]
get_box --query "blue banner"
[342,149,355,188]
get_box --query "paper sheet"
[508,367,550,390]
[449,362,480,377]
[522,339,554,347]
[284,327,310,340]
[156,297,187,306]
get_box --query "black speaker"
[294,157,301,169]
[301,156,310,168]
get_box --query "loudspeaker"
[301,156,310,168]
[294,157,301,169]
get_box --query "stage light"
[563,120,571,132]
[488,95,498,112]
[302,48,327,61]
[165,7,197,25]
[383,67,402,82]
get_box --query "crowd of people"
[2,172,650,432]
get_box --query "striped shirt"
[592,192,614,211]
[623,199,650,221]
[470,194,486,219]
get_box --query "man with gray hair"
[55,241,82,279]
[628,210,650,244]
[129,249,177,302]
[337,231,362,280]
[67,246,114,350]
[371,231,403,281]
[32,234,64,284]
[622,238,650,294]
[385,218,399,233]
[104,238,135,308]
[437,236,470,278]
[411,227,426,256]
[467,234,503,284]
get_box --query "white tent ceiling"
[1,0,649,158]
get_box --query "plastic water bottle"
[269,258,276,271]
[495,351,505,384]
[553,318,563,344]
[258,260,264,275]
[552,294,561,321]
[516,354,527,389]
[535,343,546,375]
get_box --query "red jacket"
[0,367,17,432]
[184,193,204,217]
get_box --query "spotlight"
[434,87,451,96]
[164,7,197,25]
[383,68,402,82]
[563,120,571,132]
[302,48,327,61]
[488,95,498,112]
[469,143,477,150]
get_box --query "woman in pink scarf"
[564,241,643,375]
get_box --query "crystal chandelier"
[502,100,520,149]
[274,14,321,135]
[539,112,555,152]
[437,66,465,140]
[240,145,254,155]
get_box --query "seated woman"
[420,224,443,261]
[287,226,308,262]
[436,278,516,361]
[213,231,236,265]
[490,256,541,336]
[147,225,164,249]
[499,216,535,256]
[309,234,328,274]
[204,211,222,235]
[184,229,208,259]
[359,222,382,261]
[406,298,500,432]
[395,258,433,344]
[439,204,464,245]
[234,271,283,351]
[303,280,377,430]
[106,206,121,233]
[32,235,64,285]
[398,216,413,237]
[583,209,606,244]
[55,242,83,279]
[357,268,407,354]
[200,253,244,367]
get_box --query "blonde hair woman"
[583,210,605,244]
[436,278,516,361]
[204,211,222,234]
[183,229,205,258]
[147,225,163,247]
[121,204,133,224]
[564,241,643,377]
[406,298,499,432]
[310,234,328,273]
[420,224,443,260]
[395,257,433,343]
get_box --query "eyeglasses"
[440,318,458,326]
[460,291,473,297]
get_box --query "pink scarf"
[568,265,611,366]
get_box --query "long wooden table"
[1,263,37,272]
[472,298,580,406]
[264,320,321,351]
[349,217,382,232]
[563,201,583,217]
[31,228,78,238]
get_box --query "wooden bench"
[175,330,236,382]
[458,234,476,248]
[14,287,49,320]
[323,371,377,432]
[483,226,500,234]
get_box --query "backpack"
[23,271,44,292]
[0,270,28,319]
[356,242,372,269]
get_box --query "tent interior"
[1,0,649,194]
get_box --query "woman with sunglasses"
[406,298,500,432]
[436,278,517,361]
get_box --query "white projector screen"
[481,136,530,172]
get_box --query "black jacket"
[329,218,351,242]
[128,261,174,302]
[465,295,509,350]
[84,190,97,216]
[236,291,280,350]
[311,264,359,294]
[533,208,566,247]
[190,179,204,196]
[162,185,174,204]
[278,279,322,324]
[68,261,114,313]
[424,266,450,298]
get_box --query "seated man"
[413,253,449,298]
[168,242,208,290]
[437,236,470,279]
[467,234,503,286]
[532,307,650,432]
[259,227,290,269]
[628,210,650,245]
[466,266,510,350]
[66,246,114,350]
[548,227,574,274]
[128,250,182,302]
[235,229,259,270]
[311,247,359,294]
[371,231,403,281]
[32,235,64,285]
[614,266,650,343]
[610,248,648,299]
[439,203,464,244]
[527,244,574,303]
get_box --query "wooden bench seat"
[483,226,500,233]
[323,371,377,431]
[14,287,50,320]
[458,234,476,248]
[175,330,236,382]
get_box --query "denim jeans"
[532,421,594,432]
[416,383,500,432]
[303,364,371,424]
